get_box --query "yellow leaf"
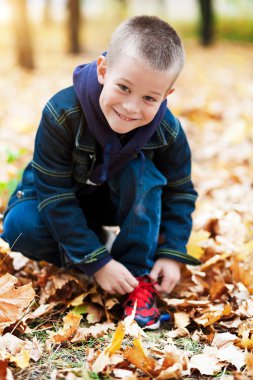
[133,337,146,357]
[238,240,253,260]
[10,348,30,369]
[187,230,210,259]
[105,321,125,355]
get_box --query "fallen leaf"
[0,333,42,368]
[48,311,82,343]
[187,230,210,259]
[0,273,35,334]
[123,345,159,377]
[189,349,222,375]
[105,321,125,355]
[217,343,245,371]
[71,322,115,343]
[72,303,103,324]
[112,368,134,378]
[174,312,190,328]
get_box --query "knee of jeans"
[2,205,50,252]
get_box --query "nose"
[122,98,140,115]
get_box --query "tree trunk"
[68,0,81,54]
[12,0,34,69]
[117,0,128,20]
[43,0,52,25]
[199,0,214,46]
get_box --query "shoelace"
[123,278,158,306]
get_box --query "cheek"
[145,106,160,120]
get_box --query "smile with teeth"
[114,109,137,122]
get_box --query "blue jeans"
[1,157,167,277]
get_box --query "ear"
[97,55,107,85]
[163,87,175,99]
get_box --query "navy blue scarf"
[73,57,167,184]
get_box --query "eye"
[144,96,156,103]
[118,84,130,93]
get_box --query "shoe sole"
[143,320,161,330]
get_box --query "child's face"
[97,55,174,134]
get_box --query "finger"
[160,276,173,293]
[161,278,177,294]
[154,283,162,292]
[105,286,116,295]
[126,274,139,288]
[149,267,160,281]
[123,282,136,294]
[114,285,126,295]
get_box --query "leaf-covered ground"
[1,41,253,379]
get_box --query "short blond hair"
[107,15,185,82]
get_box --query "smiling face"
[97,55,174,134]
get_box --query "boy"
[1,16,200,329]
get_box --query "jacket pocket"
[4,187,37,215]
[72,151,96,185]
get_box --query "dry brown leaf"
[212,332,239,348]
[0,360,14,380]
[112,369,135,379]
[245,351,253,376]
[189,348,222,375]
[200,252,232,270]
[193,303,232,327]
[8,252,29,270]
[123,345,159,377]
[174,312,190,329]
[39,272,87,303]
[67,286,98,307]
[167,327,189,338]
[0,273,35,334]
[157,361,187,380]
[237,298,253,318]
[0,239,9,254]
[48,311,82,343]
[0,333,42,368]
[23,303,57,322]
[92,351,124,373]
[217,343,245,371]
[71,322,115,343]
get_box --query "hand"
[149,258,181,294]
[93,259,139,295]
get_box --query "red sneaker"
[123,276,160,329]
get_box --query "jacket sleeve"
[154,117,201,266]
[32,101,112,274]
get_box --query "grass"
[11,317,114,380]
[0,146,29,211]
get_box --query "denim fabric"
[2,156,169,276]
[1,86,201,275]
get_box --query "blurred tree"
[12,0,34,69]
[68,0,81,53]
[157,0,168,16]
[43,0,52,25]
[198,0,214,46]
[117,0,129,19]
